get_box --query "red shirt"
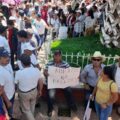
[8,28,13,49]
[41,6,48,24]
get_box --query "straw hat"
[91,51,105,62]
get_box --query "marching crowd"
[0,0,119,120]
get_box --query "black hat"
[0,26,7,34]
[17,30,28,38]
[20,54,31,66]
[0,48,9,57]
[54,50,62,55]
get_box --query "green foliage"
[51,34,120,56]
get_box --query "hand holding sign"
[48,66,80,89]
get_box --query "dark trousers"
[47,87,76,112]
[11,50,17,70]
[39,34,45,47]
[85,85,95,110]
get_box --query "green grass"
[51,34,120,56]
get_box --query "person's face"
[76,12,80,17]
[36,16,41,21]
[101,70,109,81]
[8,24,14,29]
[92,57,102,67]
[54,54,62,63]
[17,35,26,42]
[27,34,33,40]
[0,57,10,66]
[2,30,7,37]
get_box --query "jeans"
[85,86,95,110]
[34,34,45,48]
[47,87,76,112]
[39,34,45,47]
[95,101,112,120]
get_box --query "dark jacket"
[10,27,18,52]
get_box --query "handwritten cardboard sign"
[48,66,80,89]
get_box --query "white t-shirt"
[115,66,120,93]
[15,67,42,92]
[58,26,68,39]
[0,65,15,100]
[50,18,60,33]
[0,35,10,53]
[74,15,86,33]
[84,16,96,29]
[33,19,47,35]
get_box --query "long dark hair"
[103,66,114,81]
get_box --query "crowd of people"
[0,0,119,120]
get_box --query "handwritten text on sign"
[48,66,80,89]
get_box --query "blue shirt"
[80,64,105,87]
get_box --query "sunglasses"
[92,58,101,61]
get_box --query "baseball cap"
[0,48,9,57]
[0,26,7,34]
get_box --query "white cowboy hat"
[91,51,105,62]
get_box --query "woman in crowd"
[84,9,96,36]
[91,66,118,120]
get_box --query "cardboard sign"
[48,66,80,89]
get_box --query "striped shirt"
[45,60,70,70]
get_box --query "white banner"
[48,66,80,89]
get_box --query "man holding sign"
[44,50,78,117]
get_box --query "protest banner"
[48,66,80,89]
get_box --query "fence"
[49,52,117,69]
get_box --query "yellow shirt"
[96,78,118,104]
